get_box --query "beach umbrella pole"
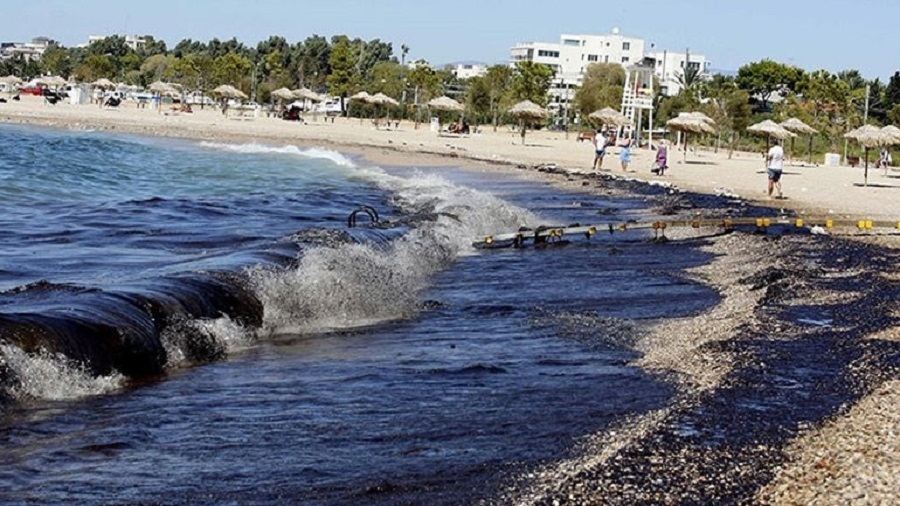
[808,135,814,164]
[864,147,869,186]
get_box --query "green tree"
[293,35,331,90]
[367,61,405,98]
[211,52,252,89]
[736,59,804,110]
[170,53,212,91]
[888,104,900,126]
[511,60,555,106]
[884,71,900,110]
[326,37,357,111]
[139,54,176,84]
[572,63,626,122]
[465,75,492,125]
[74,54,116,82]
[40,44,72,77]
[263,49,293,89]
[482,64,514,131]
[802,69,851,150]
[400,44,409,66]
[656,89,700,123]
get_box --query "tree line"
[2,33,898,152]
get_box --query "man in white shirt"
[593,129,608,171]
[766,139,785,198]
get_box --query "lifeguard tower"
[620,58,656,147]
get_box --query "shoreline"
[4,100,900,504]
[3,96,900,226]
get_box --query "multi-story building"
[0,37,51,61]
[645,50,712,97]
[85,35,147,51]
[510,28,709,118]
[448,62,488,80]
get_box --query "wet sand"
[3,95,900,504]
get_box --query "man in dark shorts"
[766,139,784,199]
[593,129,608,171]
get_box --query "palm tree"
[401,44,409,67]
[675,49,704,92]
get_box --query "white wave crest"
[199,141,357,167]
[0,344,124,401]
[161,316,255,368]
[251,170,540,335]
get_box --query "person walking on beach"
[593,129,608,171]
[766,138,784,199]
[653,139,668,175]
[619,134,632,172]
[879,147,892,176]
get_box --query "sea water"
[0,124,718,505]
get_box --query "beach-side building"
[645,50,712,97]
[448,62,488,80]
[510,28,709,117]
[84,35,147,51]
[0,37,51,61]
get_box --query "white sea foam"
[161,316,256,368]
[0,344,124,401]
[251,169,540,335]
[199,141,357,167]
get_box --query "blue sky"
[3,0,897,79]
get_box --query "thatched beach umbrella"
[781,117,818,164]
[666,111,716,162]
[350,91,373,123]
[350,91,372,102]
[427,95,464,112]
[292,87,323,103]
[0,75,22,95]
[427,96,465,129]
[747,120,796,161]
[880,125,900,144]
[589,107,631,128]
[212,84,247,100]
[92,78,115,89]
[370,92,399,124]
[509,100,549,145]
[36,75,67,88]
[747,119,796,141]
[845,124,891,186]
[270,87,296,115]
[370,92,399,106]
[271,87,295,101]
[148,81,176,95]
[0,75,23,86]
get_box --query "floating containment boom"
[474,216,900,249]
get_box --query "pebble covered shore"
[482,169,900,506]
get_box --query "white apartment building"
[446,63,488,80]
[510,28,709,115]
[0,37,51,61]
[646,50,712,97]
[85,35,147,51]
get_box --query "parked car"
[315,98,343,115]
[18,85,43,96]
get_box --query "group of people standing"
[592,128,668,175]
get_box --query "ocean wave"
[198,141,357,168]
[0,163,538,403]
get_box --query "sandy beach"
[2,95,900,222]
[3,95,900,504]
